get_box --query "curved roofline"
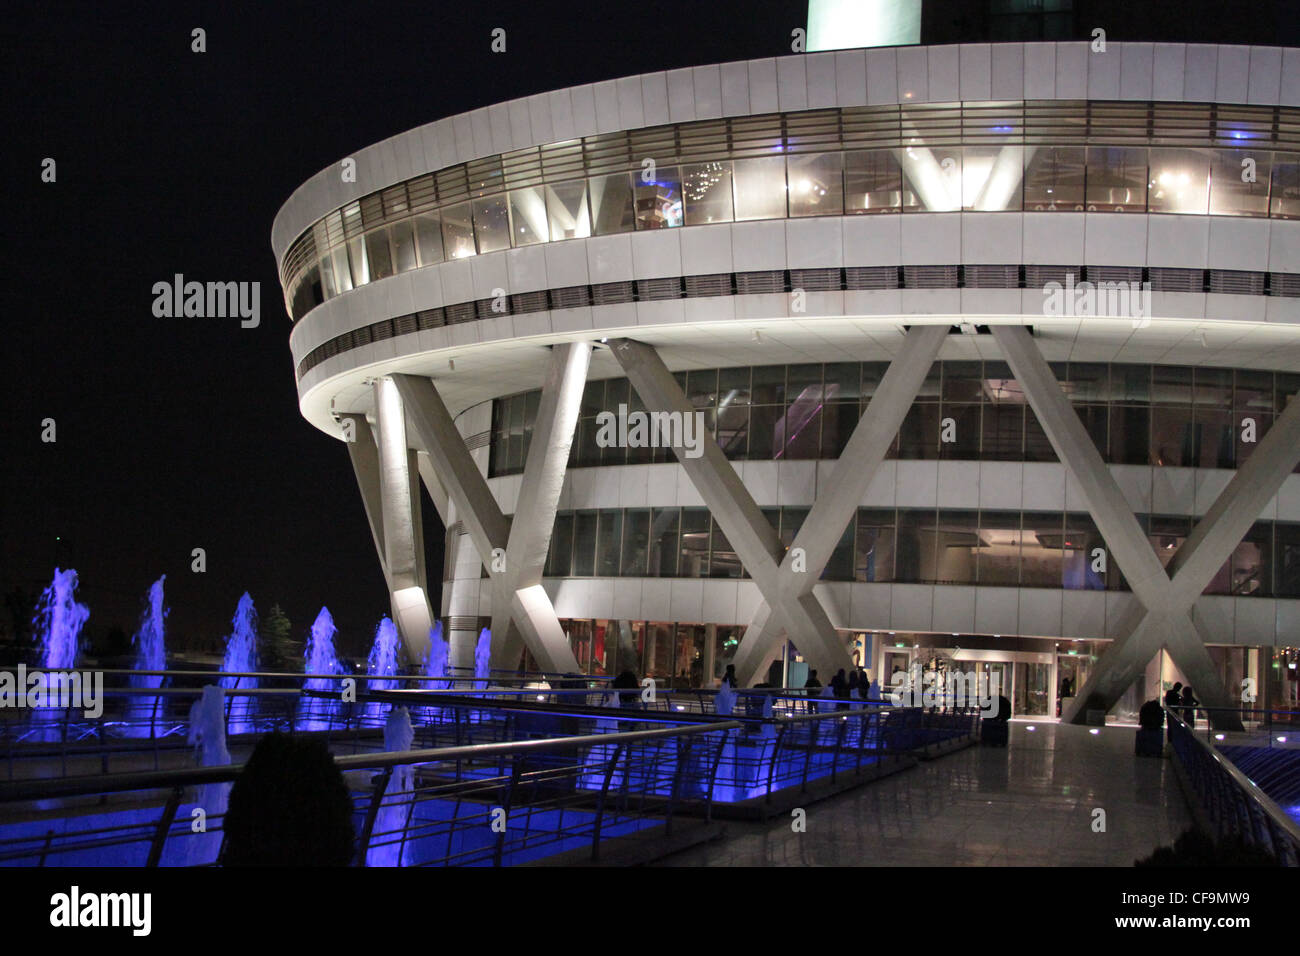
[271,41,1300,263]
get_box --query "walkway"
[658,722,1192,866]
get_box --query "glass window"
[682,161,734,225]
[595,510,622,577]
[820,402,859,458]
[365,228,394,281]
[472,195,511,253]
[1268,152,1300,219]
[1274,523,1300,597]
[709,517,743,578]
[589,173,636,235]
[1149,516,1191,569]
[844,150,904,214]
[644,623,673,678]
[649,508,680,576]
[546,513,574,577]
[855,509,896,582]
[824,522,855,581]
[1236,411,1271,465]
[935,510,979,584]
[717,404,749,459]
[1148,148,1211,215]
[1109,405,1150,465]
[1024,146,1086,211]
[1210,149,1271,217]
[573,512,597,576]
[902,146,961,211]
[634,165,683,229]
[680,509,711,577]
[896,509,936,583]
[1209,521,1272,596]
[390,220,418,273]
[898,403,943,459]
[962,145,1024,210]
[982,402,1024,461]
[1062,513,1106,590]
[1021,513,1066,587]
[732,156,787,221]
[441,202,475,259]
[976,511,1021,586]
[1190,405,1235,469]
[788,152,844,217]
[320,254,339,299]
[546,180,590,241]
[748,405,782,459]
[1085,146,1147,212]
[414,213,444,266]
[620,509,650,577]
[346,237,369,287]
[938,403,981,459]
[1150,406,1194,467]
[507,187,548,246]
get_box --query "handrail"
[1165,707,1300,855]
[0,719,743,804]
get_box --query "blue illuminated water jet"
[366,706,414,867]
[424,620,448,687]
[366,617,401,720]
[29,569,90,741]
[126,576,168,736]
[34,568,89,671]
[474,627,491,685]
[219,593,259,734]
[299,607,341,731]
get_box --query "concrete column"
[391,373,580,675]
[610,337,856,683]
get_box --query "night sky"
[4,1,1297,658]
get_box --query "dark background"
[3,0,1297,660]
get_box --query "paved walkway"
[658,722,1192,866]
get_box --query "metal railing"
[1166,707,1300,866]
[0,720,740,867]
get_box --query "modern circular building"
[274,24,1300,726]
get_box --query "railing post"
[356,767,393,866]
[590,742,625,862]
[146,786,184,867]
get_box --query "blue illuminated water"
[366,617,401,720]
[29,569,90,740]
[474,627,491,684]
[34,568,89,671]
[126,576,167,736]
[219,593,259,734]
[366,706,414,866]
[299,607,341,731]
[424,620,448,687]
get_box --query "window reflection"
[633,166,682,229]
[682,161,734,225]
[733,156,787,220]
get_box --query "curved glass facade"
[530,504,1300,599]
[488,362,1300,476]
[280,100,1300,319]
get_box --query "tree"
[261,604,294,669]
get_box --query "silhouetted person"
[611,669,640,707]
[831,668,849,711]
[720,664,738,688]
[1164,682,1183,739]
[804,669,821,690]
[1180,685,1199,729]
[222,733,355,866]
[847,670,860,695]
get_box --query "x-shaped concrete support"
[994,325,1300,730]
[727,325,950,685]
[391,346,591,676]
[611,328,947,683]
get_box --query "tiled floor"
[656,722,1193,866]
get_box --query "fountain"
[365,617,401,721]
[28,569,90,741]
[424,621,448,687]
[298,607,341,731]
[185,685,232,865]
[219,593,259,734]
[474,627,491,687]
[34,568,89,671]
[366,707,414,867]
[125,576,168,737]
